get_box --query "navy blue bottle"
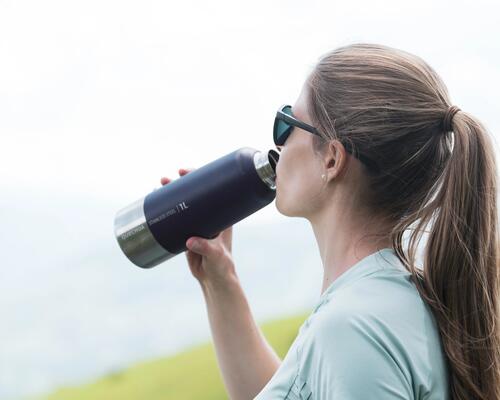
[114,147,280,268]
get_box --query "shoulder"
[296,270,449,399]
[322,268,431,336]
[298,305,414,399]
[303,270,431,372]
[301,301,403,367]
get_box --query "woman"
[160,43,499,400]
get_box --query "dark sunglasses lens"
[275,120,292,145]
[274,106,293,145]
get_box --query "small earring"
[321,174,326,181]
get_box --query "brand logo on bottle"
[148,201,190,226]
[120,224,145,240]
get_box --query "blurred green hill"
[37,313,308,400]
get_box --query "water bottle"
[114,147,280,268]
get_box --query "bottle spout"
[268,149,279,172]
[253,149,280,190]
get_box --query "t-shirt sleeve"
[297,310,413,399]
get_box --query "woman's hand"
[160,168,237,290]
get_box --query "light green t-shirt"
[254,247,449,400]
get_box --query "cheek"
[275,142,321,199]
[277,159,318,199]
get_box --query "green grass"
[36,312,309,400]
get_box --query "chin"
[274,193,286,215]
[274,194,297,217]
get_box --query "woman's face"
[275,83,327,219]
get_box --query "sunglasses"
[273,104,380,172]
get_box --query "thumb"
[186,237,213,256]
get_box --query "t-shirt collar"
[312,247,403,312]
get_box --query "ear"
[323,139,348,181]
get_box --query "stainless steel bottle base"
[114,196,175,268]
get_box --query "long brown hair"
[306,43,499,400]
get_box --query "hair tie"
[442,105,461,132]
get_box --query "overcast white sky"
[1,0,499,214]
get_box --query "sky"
[1,0,499,399]
[1,0,499,211]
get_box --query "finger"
[186,237,217,257]
[179,168,195,175]
[160,177,171,185]
[221,226,232,241]
[221,226,233,252]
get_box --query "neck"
[309,206,392,295]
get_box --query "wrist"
[200,272,242,299]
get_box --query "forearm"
[201,275,281,400]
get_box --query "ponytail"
[393,111,500,400]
